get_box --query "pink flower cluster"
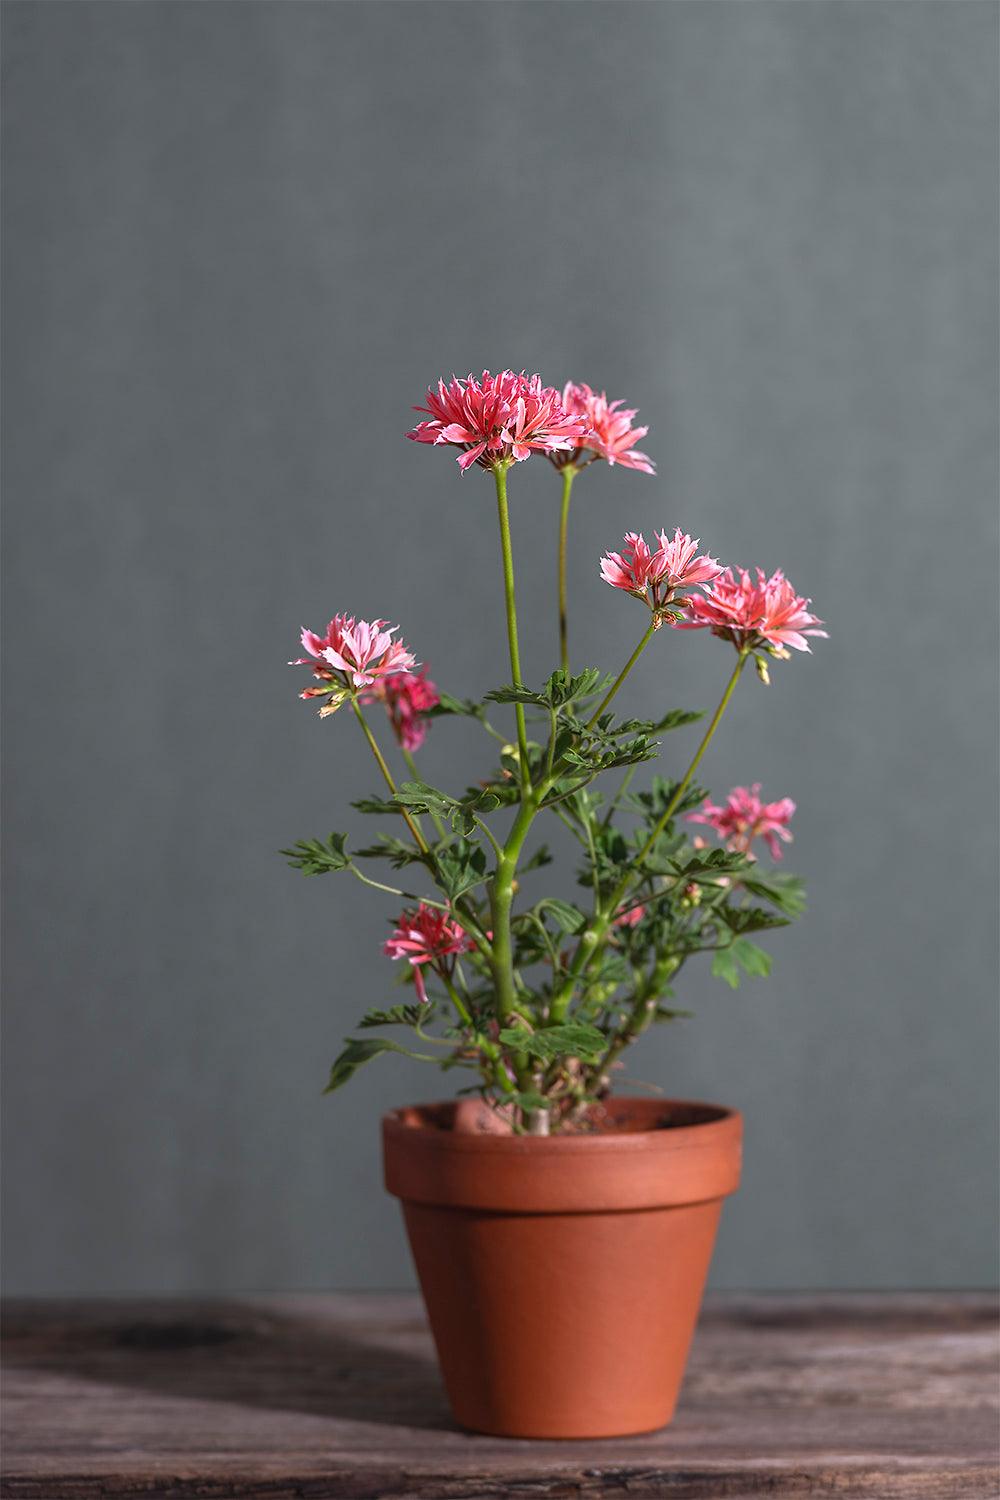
[688,784,796,861]
[408,371,590,472]
[383,903,475,1003]
[679,568,826,654]
[556,383,655,473]
[372,668,440,752]
[295,616,439,751]
[296,616,416,690]
[600,529,723,615]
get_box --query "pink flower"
[383,904,475,1003]
[556,383,655,473]
[688,784,796,861]
[613,902,645,929]
[407,370,590,472]
[600,529,723,614]
[365,668,439,752]
[678,568,826,654]
[293,615,416,697]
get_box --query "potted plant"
[284,369,825,1439]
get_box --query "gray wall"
[3,0,997,1295]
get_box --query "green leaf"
[484,684,550,708]
[521,844,553,873]
[353,835,424,869]
[485,668,613,712]
[509,1090,550,1114]
[650,708,705,732]
[427,692,485,719]
[498,1022,606,1064]
[352,794,399,815]
[730,937,773,978]
[711,936,773,989]
[719,905,790,935]
[535,897,588,935]
[544,667,612,707]
[323,1036,438,1093]
[356,1003,428,1029]
[711,946,742,989]
[393,780,460,815]
[742,872,807,917]
[281,832,350,875]
[433,840,489,900]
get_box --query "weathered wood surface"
[1,1293,996,1498]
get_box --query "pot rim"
[383,1096,740,1153]
[383,1098,743,1212]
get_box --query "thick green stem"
[584,616,658,730]
[488,797,538,1028]
[557,466,576,673]
[493,463,531,789]
[548,650,749,1021]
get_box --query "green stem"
[348,864,448,908]
[557,465,576,674]
[351,694,494,957]
[350,698,429,853]
[602,763,639,827]
[493,462,531,790]
[488,797,538,1030]
[548,650,749,1021]
[589,954,680,1089]
[630,649,749,870]
[471,814,504,862]
[440,971,473,1028]
[534,619,659,798]
[402,746,447,840]
[584,617,658,730]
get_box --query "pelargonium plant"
[285,370,825,1135]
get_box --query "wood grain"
[2,1293,996,1498]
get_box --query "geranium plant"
[285,370,825,1135]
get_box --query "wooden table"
[2,1293,996,1498]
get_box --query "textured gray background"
[3,0,997,1295]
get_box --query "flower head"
[383,903,475,1002]
[600,529,723,617]
[293,615,416,703]
[365,667,439,752]
[678,568,826,655]
[557,383,655,473]
[688,784,796,861]
[613,902,645,929]
[407,370,590,472]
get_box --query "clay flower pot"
[382,1097,742,1439]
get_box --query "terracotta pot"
[382,1097,742,1439]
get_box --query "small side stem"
[557,466,576,674]
[630,649,749,869]
[584,616,657,730]
[350,698,429,853]
[602,763,639,827]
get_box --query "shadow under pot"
[382,1096,742,1439]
